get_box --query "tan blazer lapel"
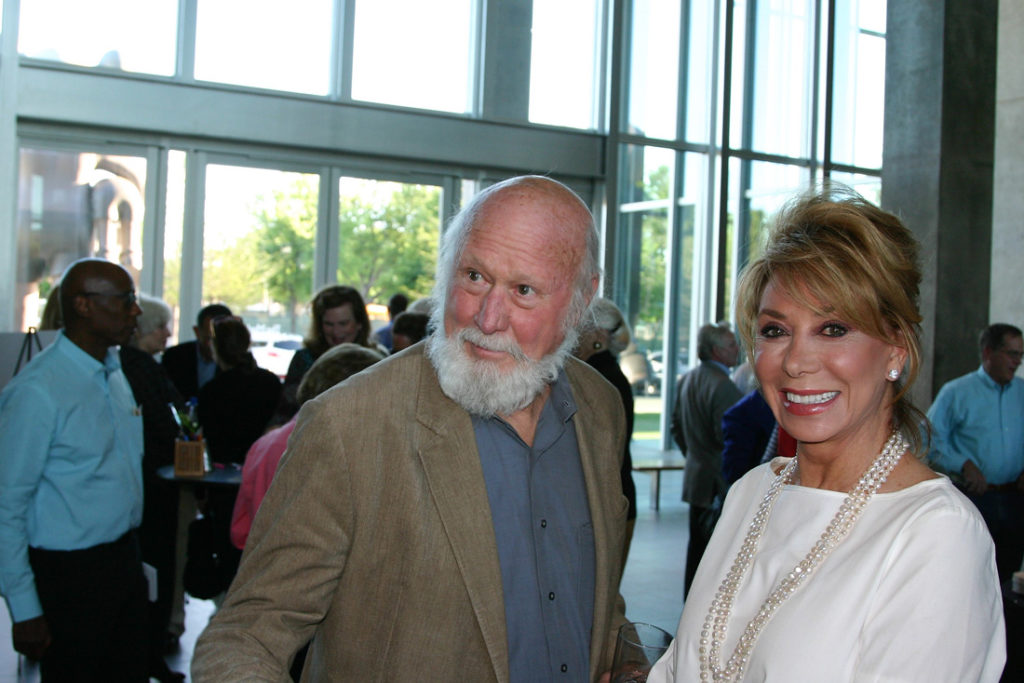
[568,360,628,678]
[415,360,510,683]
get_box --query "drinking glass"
[610,622,673,683]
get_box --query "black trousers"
[28,530,150,683]
[684,503,721,599]
[965,489,1024,583]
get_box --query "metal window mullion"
[141,146,169,297]
[315,166,341,289]
[177,0,197,82]
[0,0,21,329]
[335,0,355,101]
[710,0,734,328]
[659,152,686,450]
[179,150,206,336]
[821,0,836,176]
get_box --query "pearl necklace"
[698,430,908,682]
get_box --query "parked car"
[250,329,303,380]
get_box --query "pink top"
[230,417,297,549]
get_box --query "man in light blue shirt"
[0,258,148,680]
[928,323,1024,580]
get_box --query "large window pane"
[530,0,599,130]
[202,165,319,342]
[684,0,715,144]
[725,159,807,319]
[18,0,177,75]
[624,0,681,139]
[336,177,441,313]
[671,153,704,375]
[352,0,472,113]
[617,145,673,449]
[195,0,332,95]
[732,0,815,157]
[828,171,881,205]
[830,0,886,168]
[16,148,148,329]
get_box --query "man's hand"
[12,618,52,659]
[12,615,51,660]
[962,460,987,495]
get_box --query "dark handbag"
[183,515,238,599]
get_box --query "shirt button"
[540,519,547,528]
[548,592,555,600]
[561,664,568,673]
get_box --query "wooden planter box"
[174,439,206,477]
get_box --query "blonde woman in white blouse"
[649,187,1005,682]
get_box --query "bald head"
[60,258,141,360]
[433,176,600,333]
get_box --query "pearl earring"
[887,369,900,381]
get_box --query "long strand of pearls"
[698,430,909,682]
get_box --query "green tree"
[337,183,439,304]
[252,177,317,330]
[203,240,261,312]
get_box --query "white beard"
[425,324,578,417]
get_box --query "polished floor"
[0,465,689,682]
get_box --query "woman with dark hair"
[193,317,281,600]
[276,285,373,422]
[198,317,282,466]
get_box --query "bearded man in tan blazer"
[192,176,630,682]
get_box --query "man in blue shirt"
[0,258,148,680]
[928,323,1024,581]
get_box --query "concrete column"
[881,0,998,405]
[991,1,1024,329]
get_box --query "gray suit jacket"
[672,360,742,507]
[192,343,628,682]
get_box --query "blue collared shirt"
[0,331,144,622]
[473,371,595,682]
[927,366,1024,484]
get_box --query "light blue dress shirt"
[927,366,1024,485]
[0,331,144,622]
[474,371,595,683]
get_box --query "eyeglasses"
[998,348,1024,361]
[82,290,138,307]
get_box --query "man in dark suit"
[671,321,742,597]
[161,303,232,401]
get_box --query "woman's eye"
[759,324,784,338]
[822,322,849,337]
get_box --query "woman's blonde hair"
[734,185,925,452]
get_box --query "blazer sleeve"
[191,398,353,681]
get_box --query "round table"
[156,464,242,487]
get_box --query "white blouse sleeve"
[853,503,1005,682]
